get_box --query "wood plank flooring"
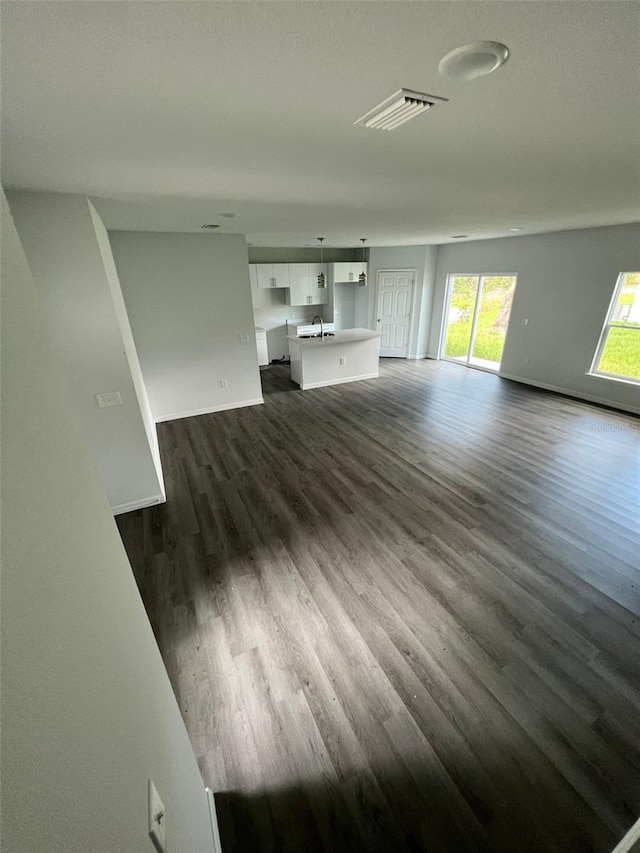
[117,360,640,853]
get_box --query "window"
[441,274,517,372]
[590,272,640,383]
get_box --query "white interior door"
[376,270,414,357]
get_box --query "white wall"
[333,280,356,331]
[110,231,263,421]
[1,190,213,853]
[415,246,438,358]
[7,190,164,513]
[361,245,437,359]
[429,223,640,413]
[89,201,164,493]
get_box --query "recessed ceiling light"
[355,88,448,131]
[509,226,523,232]
[219,212,238,218]
[451,234,468,239]
[438,41,509,81]
[200,224,220,229]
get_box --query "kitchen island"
[286,328,381,390]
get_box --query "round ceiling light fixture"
[438,41,509,81]
[219,212,238,218]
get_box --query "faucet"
[311,314,324,338]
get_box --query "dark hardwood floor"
[117,359,640,853]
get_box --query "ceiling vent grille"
[355,89,448,131]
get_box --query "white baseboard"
[611,814,640,853]
[205,788,223,853]
[301,372,379,390]
[407,352,428,360]
[112,493,166,516]
[499,373,640,415]
[155,397,264,424]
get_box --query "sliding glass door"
[441,274,517,372]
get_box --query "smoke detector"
[355,89,448,131]
[439,41,509,81]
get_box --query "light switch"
[148,779,166,853]
[240,333,250,343]
[95,391,123,408]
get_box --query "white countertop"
[286,328,381,348]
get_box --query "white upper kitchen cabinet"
[308,263,329,305]
[333,262,368,283]
[288,264,328,306]
[255,263,290,289]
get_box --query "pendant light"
[359,238,367,286]
[317,237,326,288]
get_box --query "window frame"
[439,272,518,374]
[588,271,640,385]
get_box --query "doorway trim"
[374,268,417,358]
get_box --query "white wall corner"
[6,190,165,513]
[2,187,213,853]
[87,199,166,496]
[110,231,263,423]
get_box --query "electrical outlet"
[148,779,166,853]
[95,391,123,408]
[339,357,346,365]
[219,379,229,389]
[240,333,250,343]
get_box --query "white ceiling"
[2,1,639,246]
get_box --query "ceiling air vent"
[355,89,448,131]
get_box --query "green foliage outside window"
[444,276,515,364]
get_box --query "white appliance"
[287,321,335,337]
[255,327,269,366]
